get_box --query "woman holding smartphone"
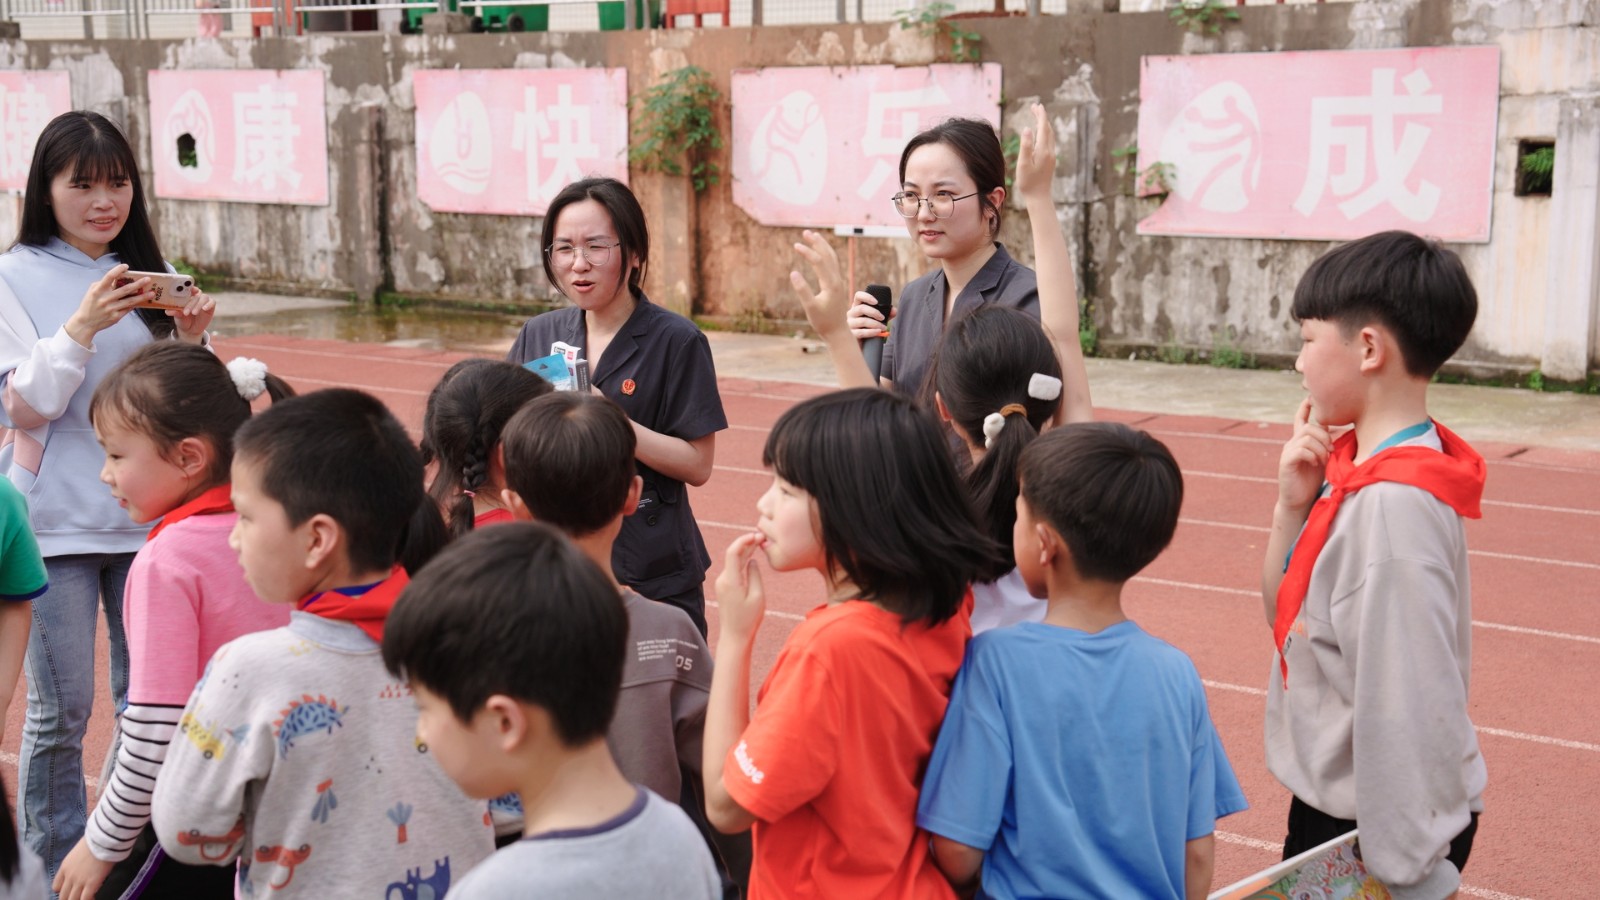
[0,110,213,879]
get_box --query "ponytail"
[398,493,449,576]
[930,307,1063,581]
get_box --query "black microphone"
[861,284,892,380]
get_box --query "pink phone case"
[115,271,197,310]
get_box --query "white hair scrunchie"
[1028,372,1063,402]
[227,357,270,402]
[982,413,1006,449]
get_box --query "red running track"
[5,334,1595,899]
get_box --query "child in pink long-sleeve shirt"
[53,342,294,900]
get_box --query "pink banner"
[1135,47,1499,242]
[731,64,1002,228]
[414,69,629,217]
[0,72,71,192]
[149,70,329,206]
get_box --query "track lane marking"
[1178,517,1600,571]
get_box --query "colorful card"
[1210,830,1389,900]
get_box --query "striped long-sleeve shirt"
[83,512,289,862]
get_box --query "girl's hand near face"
[64,264,150,348]
[715,532,767,644]
[168,287,216,344]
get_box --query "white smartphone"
[115,270,197,310]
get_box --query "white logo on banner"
[0,83,53,183]
[232,85,302,191]
[164,89,215,183]
[1157,81,1260,213]
[512,84,600,208]
[429,91,493,195]
[747,90,827,206]
[1294,68,1442,222]
[857,84,950,200]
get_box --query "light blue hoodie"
[0,237,153,556]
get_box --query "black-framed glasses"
[546,241,622,268]
[891,191,979,219]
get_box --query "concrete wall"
[2,0,1595,378]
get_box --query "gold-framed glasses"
[891,191,979,219]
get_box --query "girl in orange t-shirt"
[703,387,1002,899]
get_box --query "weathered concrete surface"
[1,0,1595,378]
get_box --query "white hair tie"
[981,403,1028,449]
[227,357,270,401]
[1028,373,1063,402]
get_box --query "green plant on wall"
[1112,144,1176,199]
[1136,161,1177,198]
[894,1,982,64]
[1169,0,1240,35]
[1002,132,1021,188]
[629,66,724,193]
[1520,145,1554,194]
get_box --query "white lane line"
[1477,726,1600,753]
[217,341,458,369]
[0,749,99,789]
[714,465,769,477]
[1473,621,1600,646]
[706,599,804,623]
[1185,469,1277,485]
[1484,498,1600,517]
[274,374,431,397]
[1203,679,1267,697]
[1148,429,1283,447]
[1179,518,1600,572]
[1134,576,1600,647]
[1214,830,1280,852]
[1460,887,1537,900]
[1203,675,1600,752]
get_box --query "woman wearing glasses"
[507,177,727,638]
[801,119,1088,418]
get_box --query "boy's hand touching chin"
[715,533,767,643]
[1278,397,1334,514]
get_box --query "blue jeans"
[18,552,133,880]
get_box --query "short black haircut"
[763,388,1003,625]
[1291,230,1478,377]
[382,523,627,746]
[234,388,444,575]
[501,392,636,537]
[1019,422,1183,584]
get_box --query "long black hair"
[421,359,552,538]
[763,388,1003,626]
[14,110,171,337]
[928,306,1062,581]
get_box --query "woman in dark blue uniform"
[508,177,726,636]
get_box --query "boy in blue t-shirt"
[917,422,1247,899]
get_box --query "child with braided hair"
[421,359,551,535]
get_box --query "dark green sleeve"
[0,482,46,601]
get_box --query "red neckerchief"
[298,566,410,643]
[1273,421,1485,687]
[146,484,234,542]
[474,507,514,527]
